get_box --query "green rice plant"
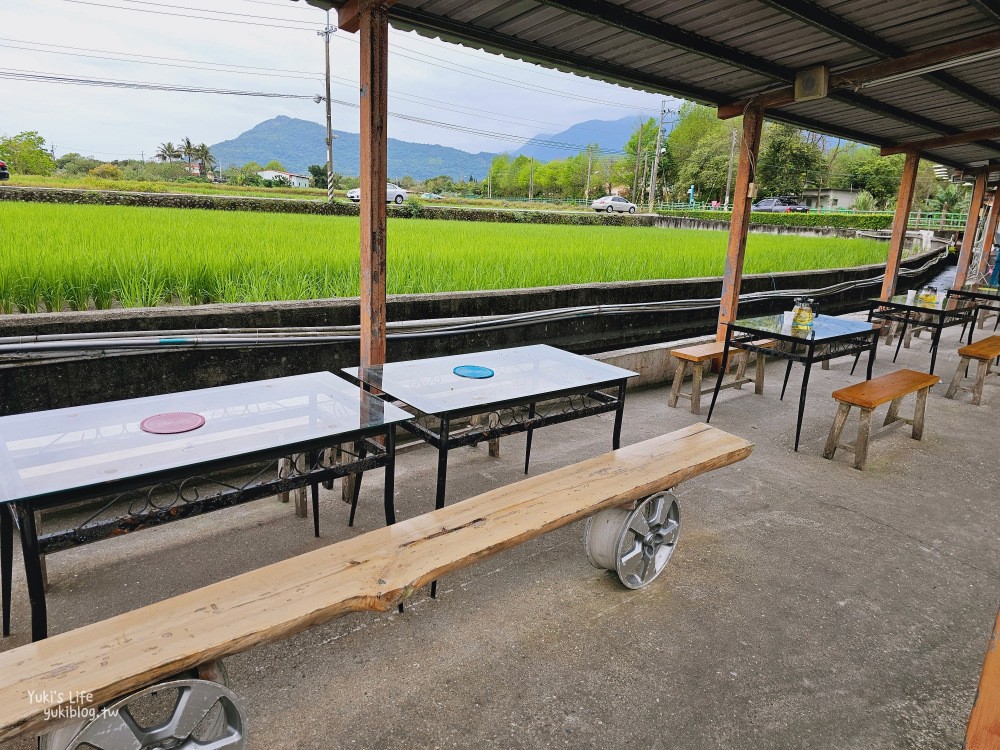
[0,202,892,312]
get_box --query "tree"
[755,124,827,198]
[155,142,181,162]
[56,152,101,176]
[0,131,57,175]
[180,137,195,169]
[194,143,215,179]
[264,159,287,172]
[308,164,327,189]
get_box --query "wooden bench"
[823,369,939,470]
[966,605,1000,749]
[0,424,752,745]
[668,340,769,415]
[945,335,1000,405]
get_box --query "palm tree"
[180,137,195,169]
[195,144,216,180]
[155,142,181,162]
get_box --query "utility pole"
[648,100,666,213]
[723,128,737,210]
[318,12,337,203]
[528,157,534,200]
[585,147,594,201]
[639,152,649,206]
[631,123,643,200]
[487,169,492,199]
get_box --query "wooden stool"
[945,335,1000,405]
[668,340,766,415]
[823,369,939,470]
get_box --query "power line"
[53,0,663,112]
[0,67,632,155]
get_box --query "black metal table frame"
[867,299,977,374]
[707,323,879,452]
[947,288,1000,334]
[1,424,397,642]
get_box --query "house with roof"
[256,170,311,188]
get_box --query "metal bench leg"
[668,360,687,408]
[854,408,873,471]
[12,504,47,641]
[524,403,536,474]
[823,403,851,460]
[1,506,11,637]
[347,441,368,528]
[913,388,929,440]
[780,360,794,401]
[946,356,969,399]
[431,417,451,599]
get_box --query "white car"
[347,183,408,204]
[592,195,637,213]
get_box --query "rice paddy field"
[0,202,890,313]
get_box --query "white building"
[256,170,311,188]
[801,188,862,210]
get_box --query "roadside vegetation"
[0,203,889,314]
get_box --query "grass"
[0,202,890,313]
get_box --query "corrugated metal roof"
[348,0,1000,170]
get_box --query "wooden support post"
[966,605,1000,749]
[358,1,390,370]
[717,104,764,340]
[879,151,920,301]
[975,190,1000,280]
[954,170,988,289]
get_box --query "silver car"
[591,195,637,213]
[347,183,408,204]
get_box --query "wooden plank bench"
[823,369,939,470]
[945,335,1000,405]
[668,340,770,415]
[0,424,752,746]
[966,605,1000,749]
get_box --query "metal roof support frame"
[880,152,921,301]
[717,104,764,340]
[954,171,989,289]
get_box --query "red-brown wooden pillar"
[879,151,920,300]
[717,104,764,340]
[953,169,988,289]
[974,188,1000,280]
[341,0,394,369]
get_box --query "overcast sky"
[1,0,678,160]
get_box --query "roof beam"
[717,30,1000,118]
[880,125,1000,156]
[532,0,788,79]
[967,0,1000,22]
[388,4,721,104]
[337,0,397,34]
[752,0,1000,116]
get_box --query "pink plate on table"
[140,412,206,435]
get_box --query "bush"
[655,208,894,231]
[88,163,125,180]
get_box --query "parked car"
[751,196,809,212]
[420,192,444,200]
[346,183,408,204]
[0,161,9,180]
[591,195,637,213]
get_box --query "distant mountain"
[210,116,497,181]
[511,116,663,161]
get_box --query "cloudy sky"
[1,0,677,160]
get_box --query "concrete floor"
[2,318,998,750]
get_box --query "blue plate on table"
[453,365,494,379]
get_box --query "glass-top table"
[867,295,978,374]
[345,344,636,552]
[707,314,880,452]
[0,371,410,641]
